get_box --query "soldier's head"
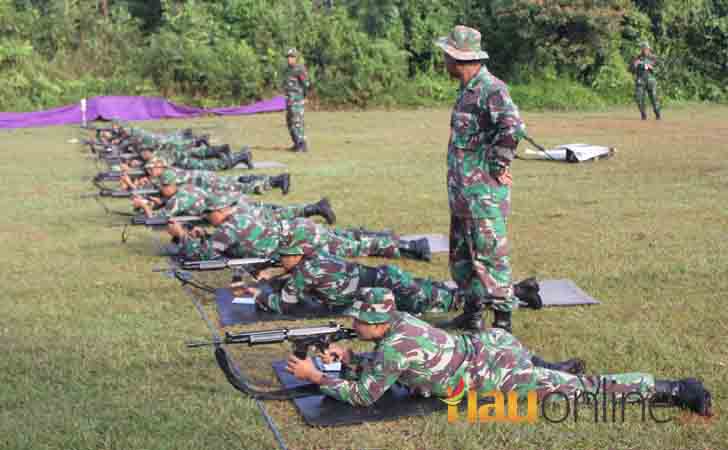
[345,288,395,340]
[640,41,651,56]
[159,169,178,197]
[286,48,298,66]
[144,158,167,177]
[203,195,237,226]
[435,25,489,80]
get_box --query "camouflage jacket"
[178,212,282,261]
[282,64,311,103]
[448,66,525,218]
[255,251,362,313]
[319,312,475,406]
[155,184,215,218]
[151,169,243,193]
[631,55,659,83]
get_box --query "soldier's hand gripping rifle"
[187,322,357,360]
[113,214,205,243]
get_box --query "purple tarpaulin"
[0,95,286,129]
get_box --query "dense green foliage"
[1,0,726,111]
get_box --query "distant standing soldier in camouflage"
[286,288,712,418]
[435,26,526,332]
[283,48,311,152]
[631,41,661,120]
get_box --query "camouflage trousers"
[364,265,459,314]
[325,228,399,258]
[466,329,655,402]
[286,102,305,146]
[233,175,274,195]
[173,154,229,171]
[449,215,515,313]
[276,218,400,259]
[635,78,660,116]
[246,203,308,222]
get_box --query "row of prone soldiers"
[84,119,712,418]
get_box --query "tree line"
[1,0,726,112]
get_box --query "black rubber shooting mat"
[216,288,347,327]
[271,360,446,427]
[537,279,601,307]
[235,161,286,169]
[400,234,448,253]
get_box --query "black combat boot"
[207,144,231,157]
[270,173,291,195]
[303,197,336,225]
[531,356,586,375]
[398,238,431,262]
[655,110,661,120]
[653,378,712,416]
[514,277,542,309]
[294,140,308,152]
[227,146,254,169]
[492,310,512,333]
[237,175,261,184]
[641,111,647,120]
[448,302,485,331]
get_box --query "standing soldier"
[283,48,311,152]
[631,41,661,120]
[435,26,526,332]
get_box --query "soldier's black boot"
[270,173,291,195]
[655,110,662,120]
[514,277,542,309]
[449,302,485,331]
[398,238,431,262]
[492,310,512,333]
[228,146,253,169]
[207,144,230,157]
[195,134,212,147]
[303,197,336,225]
[294,140,308,153]
[653,379,712,416]
[531,356,586,375]
[641,111,647,120]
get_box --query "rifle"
[81,187,160,199]
[186,322,357,360]
[179,256,280,281]
[130,214,204,227]
[93,169,145,182]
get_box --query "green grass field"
[1,105,726,450]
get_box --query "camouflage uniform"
[318,289,655,407]
[152,179,300,220]
[150,167,272,195]
[437,27,526,320]
[178,215,402,263]
[154,183,216,218]
[157,142,230,171]
[283,48,311,149]
[631,43,661,119]
[255,251,457,315]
